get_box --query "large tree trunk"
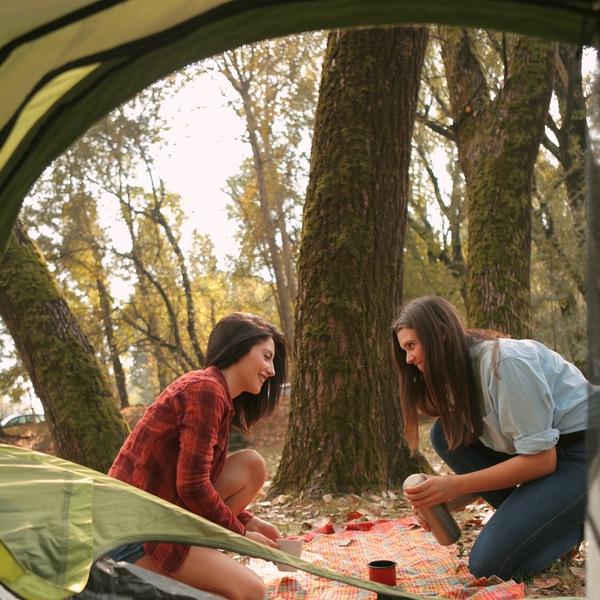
[272,27,430,497]
[0,220,129,472]
[440,29,555,336]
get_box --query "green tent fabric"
[0,0,599,257]
[0,444,423,600]
[0,2,599,599]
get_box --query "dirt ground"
[0,421,55,454]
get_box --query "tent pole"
[586,47,600,600]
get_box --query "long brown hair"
[206,313,288,432]
[391,296,501,451]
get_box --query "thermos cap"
[403,473,427,488]
[401,473,462,546]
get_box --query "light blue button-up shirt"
[471,339,590,455]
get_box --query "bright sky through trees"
[155,71,247,265]
[3,48,598,419]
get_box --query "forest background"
[0,24,595,596]
[0,26,595,490]
[2,29,593,410]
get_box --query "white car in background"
[1,413,45,429]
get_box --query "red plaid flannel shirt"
[108,366,254,574]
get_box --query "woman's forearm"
[446,493,481,512]
[454,447,557,496]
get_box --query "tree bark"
[96,274,129,409]
[272,27,430,496]
[537,45,588,300]
[440,29,555,336]
[237,80,296,342]
[0,220,129,472]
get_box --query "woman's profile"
[106,312,288,600]
[392,295,589,581]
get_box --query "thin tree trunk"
[240,85,295,341]
[97,275,129,409]
[119,194,197,372]
[147,178,205,366]
[538,45,588,301]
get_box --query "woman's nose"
[266,363,275,377]
[406,352,414,364]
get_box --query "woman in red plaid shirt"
[106,312,288,600]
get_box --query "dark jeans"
[430,419,587,581]
[104,542,146,564]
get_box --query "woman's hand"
[245,530,277,546]
[411,506,432,532]
[404,449,557,511]
[245,516,281,546]
[403,474,459,509]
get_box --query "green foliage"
[198,32,327,340]
[407,36,467,306]
[531,148,587,370]
[403,227,465,308]
[2,28,592,450]
[12,70,290,411]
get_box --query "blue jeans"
[104,542,146,564]
[430,419,587,581]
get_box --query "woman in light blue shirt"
[392,295,589,581]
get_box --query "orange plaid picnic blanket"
[247,518,525,599]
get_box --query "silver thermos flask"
[402,473,462,546]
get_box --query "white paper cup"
[276,539,304,572]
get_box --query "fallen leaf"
[569,566,586,581]
[272,494,290,505]
[338,538,354,546]
[310,516,331,529]
[533,576,559,589]
[346,510,365,521]
[322,494,333,503]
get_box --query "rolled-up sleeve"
[481,345,559,454]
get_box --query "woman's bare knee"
[214,449,268,513]
[231,449,268,479]
[244,449,268,485]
